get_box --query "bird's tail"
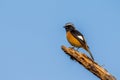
[83,44,94,60]
[87,49,94,61]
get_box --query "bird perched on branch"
[64,23,94,60]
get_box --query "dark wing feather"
[71,30,86,46]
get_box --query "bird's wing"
[71,30,86,46]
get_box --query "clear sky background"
[0,0,120,80]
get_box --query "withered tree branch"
[61,45,116,80]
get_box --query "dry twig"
[61,45,116,80]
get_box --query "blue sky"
[0,0,120,80]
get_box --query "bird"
[64,22,94,60]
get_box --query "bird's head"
[64,23,75,32]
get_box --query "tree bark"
[61,45,116,80]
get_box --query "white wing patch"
[77,35,84,40]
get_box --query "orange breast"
[66,31,81,47]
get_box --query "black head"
[64,23,75,32]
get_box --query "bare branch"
[61,45,116,80]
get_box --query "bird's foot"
[76,48,79,52]
[69,46,74,49]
